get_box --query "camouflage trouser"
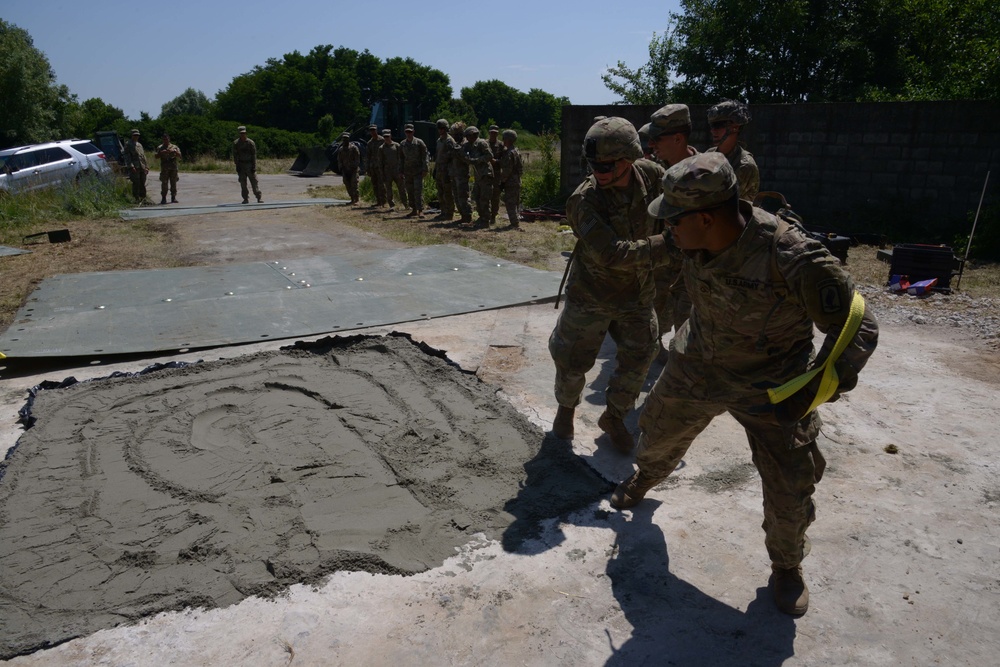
[636,387,824,569]
[237,165,261,201]
[159,169,178,199]
[404,171,424,212]
[452,174,472,219]
[436,170,454,217]
[343,168,359,203]
[503,182,521,225]
[474,178,493,222]
[653,266,692,337]
[548,298,658,420]
[368,169,385,205]
[491,181,503,220]
[129,169,147,202]
[383,173,407,208]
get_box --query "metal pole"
[956,170,990,290]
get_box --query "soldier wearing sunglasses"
[549,117,675,454]
[706,99,760,202]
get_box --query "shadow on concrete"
[605,502,796,666]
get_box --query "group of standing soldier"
[123,128,182,205]
[550,101,880,617]
[360,120,523,229]
[122,125,264,205]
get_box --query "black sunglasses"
[588,159,617,174]
[709,120,731,130]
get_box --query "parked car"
[0,139,113,194]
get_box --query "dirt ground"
[1,173,999,665]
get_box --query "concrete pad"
[1,308,998,665]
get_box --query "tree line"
[602,0,999,104]
[1,24,567,156]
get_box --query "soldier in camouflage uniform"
[488,125,504,222]
[549,117,670,454]
[233,126,262,204]
[462,126,495,226]
[366,125,385,207]
[433,119,455,221]
[612,152,879,616]
[378,129,407,211]
[155,132,181,205]
[399,123,429,217]
[449,122,473,224]
[123,129,148,204]
[337,132,361,205]
[497,129,523,229]
[706,99,760,201]
[639,105,698,359]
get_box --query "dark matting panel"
[0,245,561,359]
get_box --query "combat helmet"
[502,129,517,143]
[436,118,449,129]
[707,99,751,126]
[583,117,642,163]
[450,121,466,141]
[464,126,480,138]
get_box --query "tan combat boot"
[551,406,574,439]
[771,564,809,615]
[598,411,634,454]
[610,470,662,509]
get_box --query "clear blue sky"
[4,0,680,120]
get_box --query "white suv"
[0,139,113,194]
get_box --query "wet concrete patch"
[0,333,608,659]
[690,462,758,493]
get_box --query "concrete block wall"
[561,102,999,240]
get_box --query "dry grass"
[304,183,576,273]
[156,155,295,175]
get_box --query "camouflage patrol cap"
[707,99,751,125]
[381,129,392,136]
[436,118,449,129]
[489,125,499,132]
[639,104,691,139]
[368,124,377,131]
[502,129,517,142]
[647,152,738,219]
[583,117,642,162]
[131,129,140,135]
[403,123,414,131]
[340,132,351,140]
[237,126,247,133]
[464,126,480,137]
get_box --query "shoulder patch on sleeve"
[817,279,843,314]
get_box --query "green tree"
[461,80,523,128]
[161,88,213,117]
[431,99,478,128]
[0,20,62,147]
[601,30,680,104]
[670,0,908,103]
[75,98,127,136]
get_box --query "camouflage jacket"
[435,134,456,179]
[155,142,181,172]
[366,137,382,175]
[564,158,671,308]
[708,144,759,202]
[665,201,879,403]
[399,137,428,174]
[337,142,360,173]
[124,140,147,170]
[233,138,257,167]
[448,139,470,179]
[379,141,402,175]
[463,138,494,180]
[498,147,522,185]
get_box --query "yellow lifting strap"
[767,291,866,414]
